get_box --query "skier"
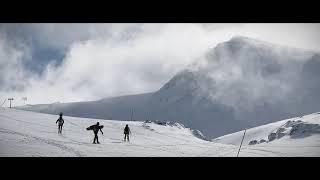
[90,122,104,144]
[124,124,131,142]
[56,112,64,134]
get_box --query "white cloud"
[0,23,319,107]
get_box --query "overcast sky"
[0,23,319,106]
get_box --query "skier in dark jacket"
[92,122,103,144]
[124,124,131,142]
[56,112,64,134]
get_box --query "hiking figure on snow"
[87,122,104,144]
[56,112,64,134]
[124,124,131,142]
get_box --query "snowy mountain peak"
[229,36,259,43]
[213,36,278,56]
[16,37,320,139]
[230,35,277,43]
[221,36,316,56]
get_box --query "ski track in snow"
[240,147,283,157]
[1,108,320,156]
[0,128,85,157]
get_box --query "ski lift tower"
[8,98,14,108]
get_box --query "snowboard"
[86,125,104,130]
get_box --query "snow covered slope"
[16,36,320,139]
[0,108,232,157]
[1,108,320,156]
[213,112,320,156]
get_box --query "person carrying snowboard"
[56,112,64,134]
[87,122,104,144]
[124,124,131,142]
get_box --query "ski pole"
[237,129,246,157]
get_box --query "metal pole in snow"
[22,97,27,105]
[130,108,134,121]
[237,129,247,157]
[8,98,14,108]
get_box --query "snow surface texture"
[213,112,320,156]
[16,36,320,139]
[1,108,320,157]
